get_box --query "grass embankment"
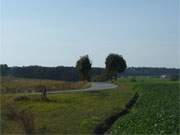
[0,77,90,93]
[0,83,135,134]
[110,79,180,135]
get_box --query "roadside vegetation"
[0,83,135,134]
[0,77,90,93]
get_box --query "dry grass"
[0,77,90,93]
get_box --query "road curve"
[48,82,118,94]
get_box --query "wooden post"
[41,87,48,100]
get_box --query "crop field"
[110,81,180,135]
[0,77,90,93]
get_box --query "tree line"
[0,53,179,81]
[0,64,104,81]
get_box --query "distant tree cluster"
[2,66,80,81]
[0,64,104,81]
[0,64,8,76]
[0,57,179,81]
[75,53,127,81]
[121,67,180,77]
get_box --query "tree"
[76,55,92,81]
[0,64,8,76]
[169,75,179,81]
[105,53,127,80]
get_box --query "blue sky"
[1,0,179,68]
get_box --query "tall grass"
[1,97,35,134]
[1,77,90,93]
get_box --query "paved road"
[48,82,118,94]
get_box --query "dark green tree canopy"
[76,55,92,81]
[0,64,8,76]
[105,53,127,74]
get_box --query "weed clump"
[14,96,30,101]
[5,102,35,135]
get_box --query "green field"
[0,77,179,134]
[110,80,180,135]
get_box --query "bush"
[93,73,109,82]
[130,77,137,82]
[14,96,30,101]
[169,75,179,81]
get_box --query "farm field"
[110,80,180,135]
[0,77,179,134]
[0,77,90,93]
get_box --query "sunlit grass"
[0,84,135,134]
[0,77,90,93]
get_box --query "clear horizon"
[1,0,179,68]
[1,64,180,69]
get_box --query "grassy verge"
[0,83,135,134]
[109,81,180,135]
[0,77,90,93]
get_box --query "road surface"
[48,82,118,94]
